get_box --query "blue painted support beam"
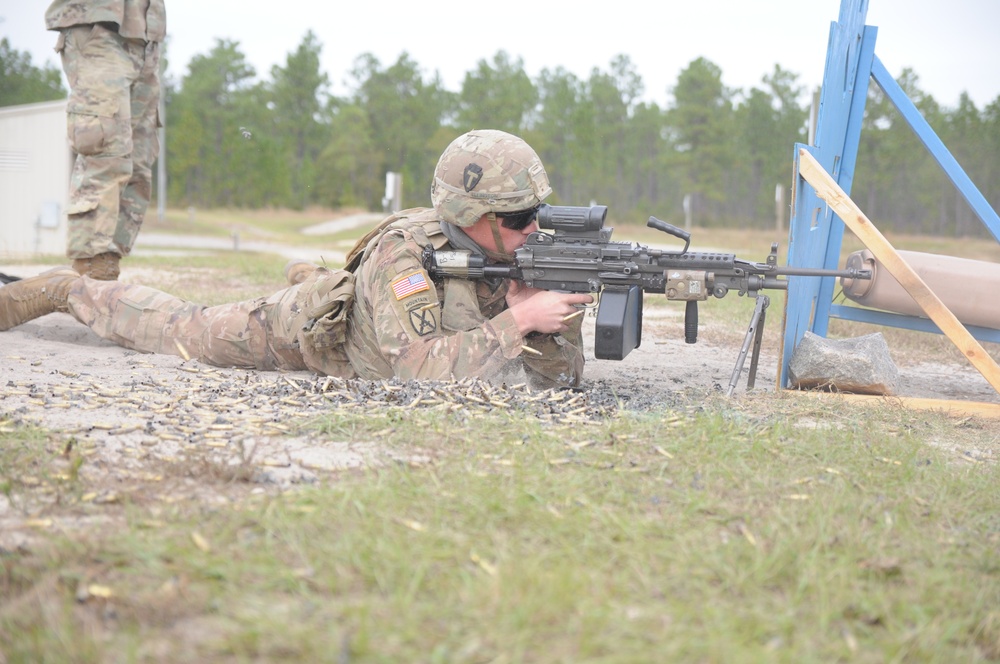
[811,26,879,335]
[869,56,1000,243]
[829,304,1000,344]
[779,2,876,389]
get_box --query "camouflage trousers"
[66,269,357,376]
[57,23,161,259]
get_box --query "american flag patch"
[391,271,430,300]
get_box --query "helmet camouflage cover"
[431,129,553,227]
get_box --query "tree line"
[3,33,998,235]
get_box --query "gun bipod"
[726,295,769,397]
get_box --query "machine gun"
[423,204,872,395]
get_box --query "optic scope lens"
[536,204,608,232]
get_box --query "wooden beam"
[790,391,1000,419]
[797,148,1000,397]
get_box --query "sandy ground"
[2,263,998,553]
[2,299,997,438]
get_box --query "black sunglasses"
[499,206,540,231]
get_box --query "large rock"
[789,331,899,395]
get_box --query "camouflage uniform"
[343,208,584,386]
[46,0,166,260]
[63,208,585,386]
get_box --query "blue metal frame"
[827,304,1000,344]
[867,56,1000,242]
[779,0,1000,388]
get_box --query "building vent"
[0,151,30,172]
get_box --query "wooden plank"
[797,148,1000,397]
[791,391,1000,419]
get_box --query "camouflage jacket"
[342,208,585,386]
[46,0,166,41]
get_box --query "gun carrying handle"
[684,301,698,344]
[647,216,691,254]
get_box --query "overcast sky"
[3,0,998,109]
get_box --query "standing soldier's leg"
[58,25,140,280]
[117,40,161,256]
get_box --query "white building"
[0,99,71,258]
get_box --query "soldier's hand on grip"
[506,281,593,336]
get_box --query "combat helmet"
[431,129,552,227]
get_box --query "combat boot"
[0,267,79,331]
[284,260,320,285]
[73,252,120,280]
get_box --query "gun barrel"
[775,266,873,279]
[737,266,872,294]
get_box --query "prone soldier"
[0,130,593,387]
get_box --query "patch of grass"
[0,419,85,510]
[143,206,377,248]
[3,402,999,661]
[130,251,286,277]
[122,252,294,305]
